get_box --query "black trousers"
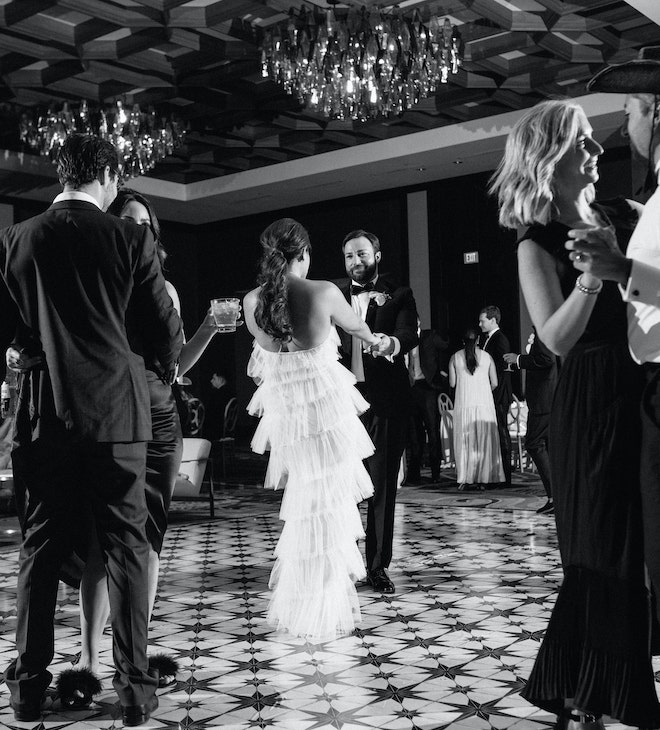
[494,401,512,484]
[7,436,158,710]
[640,364,660,627]
[525,410,552,499]
[407,381,440,479]
[361,409,408,572]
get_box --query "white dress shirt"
[622,173,660,364]
[349,276,400,381]
[482,326,499,351]
[52,191,102,209]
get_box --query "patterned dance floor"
[0,473,654,729]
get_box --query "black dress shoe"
[10,696,51,722]
[122,695,159,727]
[367,568,395,594]
[536,500,554,515]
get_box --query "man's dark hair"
[56,134,120,189]
[480,305,501,324]
[342,229,381,254]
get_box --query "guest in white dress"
[448,328,504,489]
[243,218,384,642]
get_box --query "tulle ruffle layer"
[268,503,367,642]
[247,332,370,449]
[247,331,375,641]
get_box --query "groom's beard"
[349,261,377,285]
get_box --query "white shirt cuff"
[621,259,660,306]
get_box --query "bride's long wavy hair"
[255,218,311,342]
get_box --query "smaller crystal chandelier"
[18,100,186,180]
[261,4,463,121]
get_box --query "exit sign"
[464,251,479,264]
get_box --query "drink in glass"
[211,298,240,332]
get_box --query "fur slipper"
[148,653,179,688]
[56,667,102,709]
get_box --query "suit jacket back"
[481,329,512,408]
[336,274,418,417]
[0,200,182,442]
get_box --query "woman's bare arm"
[327,284,380,348]
[518,239,600,356]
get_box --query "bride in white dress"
[243,218,382,642]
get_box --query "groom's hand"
[370,333,395,358]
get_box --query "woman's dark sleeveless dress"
[520,200,660,727]
[129,308,183,555]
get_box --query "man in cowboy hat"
[566,46,660,629]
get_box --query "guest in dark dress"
[490,99,659,729]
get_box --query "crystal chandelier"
[18,100,186,180]
[261,4,463,121]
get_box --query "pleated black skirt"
[522,339,660,727]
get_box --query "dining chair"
[173,437,215,517]
[437,392,455,468]
[215,397,238,481]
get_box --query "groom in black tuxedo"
[337,230,418,594]
[478,305,512,486]
[0,134,182,725]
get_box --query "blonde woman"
[490,100,658,729]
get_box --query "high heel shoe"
[555,710,604,730]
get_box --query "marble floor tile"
[0,477,655,729]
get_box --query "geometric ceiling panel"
[0,0,657,185]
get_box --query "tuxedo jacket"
[419,329,449,390]
[517,334,558,414]
[0,200,183,442]
[480,328,512,409]
[336,274,418,417]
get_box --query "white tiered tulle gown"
[247,328,375,642]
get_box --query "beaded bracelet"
[575,274,603,296]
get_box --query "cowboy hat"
[587,46,660,94]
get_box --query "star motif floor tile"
[0,472,656,728]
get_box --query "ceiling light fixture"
[261,3,462,121]
[18,100,186,180]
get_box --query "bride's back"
[285,277,334,350]
[244,275,335,353]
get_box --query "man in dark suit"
[504,328,558,513]
[478,305,512,486]
[0,135,182,725]
[405,325,449,483]
[337,230,418,594]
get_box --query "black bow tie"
[351,281,375,295]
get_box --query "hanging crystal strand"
[261,28,273,79]
[77,100,93,136]
[18,112,38,151]
[451,23,462,75]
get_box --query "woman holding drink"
[490,100,658,728]
[243,217,381,642]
